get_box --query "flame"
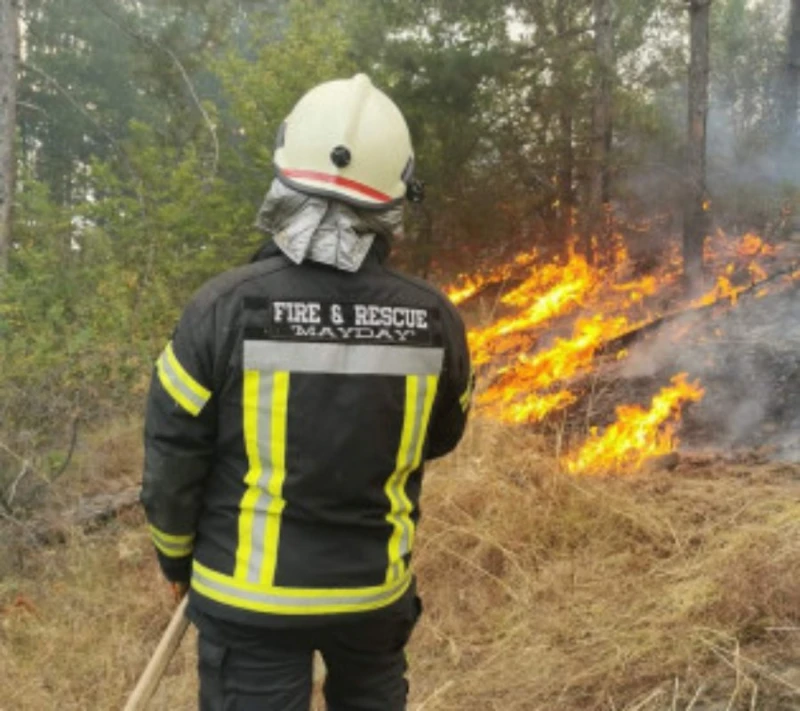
[444,229,786,475]
[736,232,776,258]
[445,249,537,305]
[748,262,768,283]
[705,231,779,264]
[469,252,602,366]
[693,275,745,307]
[446,275,494,306]
[478,315,632,422]
[693,231,787,307]
[493,390,578,425]
[564,374,705,475]
[612,275,658,297]
[501,251,595,308]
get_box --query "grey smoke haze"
[622,282,800,460]
[708,103,800,195]
[617,0,798,229]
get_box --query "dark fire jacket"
[141,240,472,625]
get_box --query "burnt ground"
[574,278,800,460]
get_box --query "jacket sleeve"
[426,301,473,461]
[141,301,217,582]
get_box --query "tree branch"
[6,461,30,508]
[20,61,143,189]
[17,100,48,116]
[23,416,80,507]
[87,0,220,180]
[50,416,79,484]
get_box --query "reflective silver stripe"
[244,341,444,376]
[193,565,410,609]
[157,349,208,414]
[246,373,276,583]
[387,560,403,582]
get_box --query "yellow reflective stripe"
[234,370,290,585]
[401,374,439,554]
[459,369,474,412]
[417,376,440,466]
[385,376,419,584]
[261,371,289,585]
[149,524,194,558]
[156,342,211,416]
[235,370,262,579]
[192,560,412,615]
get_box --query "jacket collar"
[250,235,390,268]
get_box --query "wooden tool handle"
[123,595,191,711]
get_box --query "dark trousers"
[194,596,422,711]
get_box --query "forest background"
[0,0,798,514]
[1,2,800,708]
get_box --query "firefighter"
[141,73,473,711]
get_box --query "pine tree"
[0,0,19,275]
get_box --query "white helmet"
[274,74,419,209]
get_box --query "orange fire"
[478,315,631,423]
[469,251,602,366]
[563,374,705,474]
[705,230,779,265]
[446,272,504,306]
[448,229,787,474]
[736,232,777,258]
[694,232,786,307]
[611,275,659,302]
[445,249,538,305]
[749,262,768,283]
[693,275,745,307]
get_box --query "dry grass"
[412,422,800,710]
[3,419,800,710]
[0,422,195,710]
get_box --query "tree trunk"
[554,4,575,251]
[556,109,574,246]
[683,0,711,293]
[587,0,614,253]
[0,0,19,276]
[781,0,800,142]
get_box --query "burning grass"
[564,374,705,474]
[3,422,800,709]
[449,231,799,474]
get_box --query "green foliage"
[1,0,358,446]
[214,0,358,206]
[2,0,798,454]
[20,0,148,203]
[1,177,144,432]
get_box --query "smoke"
[622,283,800,458]
[617,0,798,235]
[707,102,800,200]
[774,416,800,462]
